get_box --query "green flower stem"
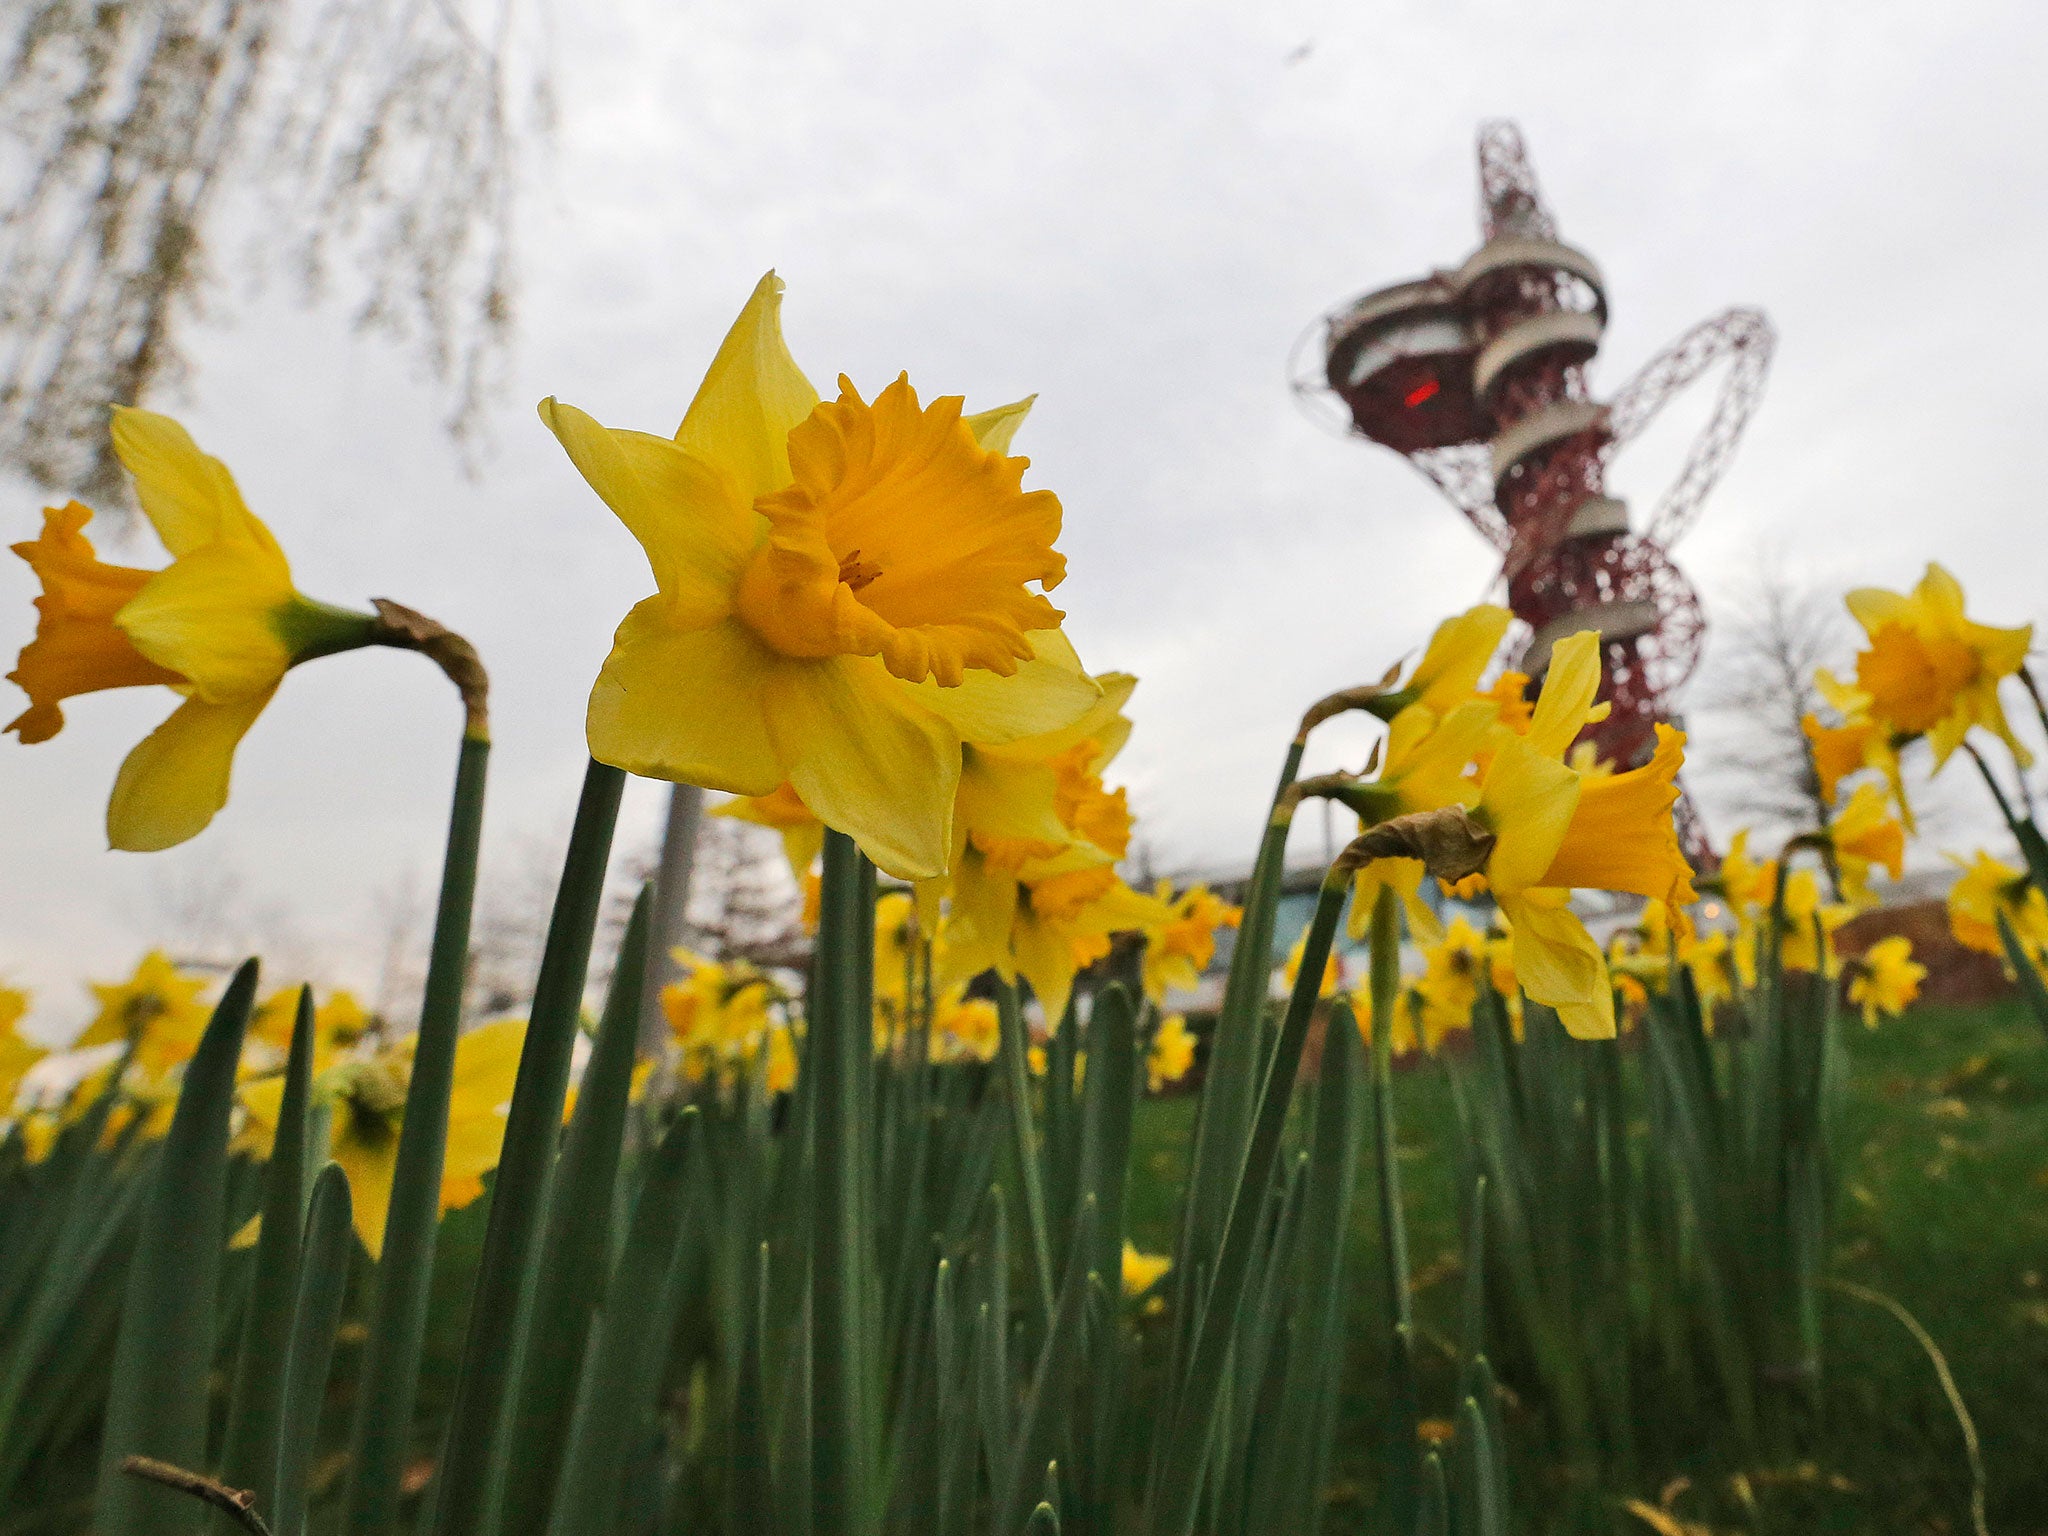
[429,758,625,1536]
[343,731,489,1536]
[812,829,880,1536]
[997,978,1058,1328]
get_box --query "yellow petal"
[333,1135,401,1260]
[115,543,294,701]
[1540,725,1696,910]
[963,395,1036,455]
[107,685,277,851]
[585,605,785,795]
[1501,891,1615,1040]
[540,398,756,623]
[905,630,1102,747]
[1844,586,1911,637]
[1524,630,1603,760]
[109,408,271,560]
[674,272,822,503]
[767,656,960,881]
[1407,604,1511,715]
[1478,736,1581,894]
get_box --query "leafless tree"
[0,0,538,510]
[1690,558,1849,840]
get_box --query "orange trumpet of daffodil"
[8,411,392,849]
[541,273,1099,880]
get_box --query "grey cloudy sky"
[6,0,2045,1028]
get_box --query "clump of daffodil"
[238,1017,528,1257]
[542,273,1100,881]
[1146,1012,1197,1092]
[1351,632,1696,1040]
[1944,850,2048,973]
[4,411,443,849]
[1844,562,2032,770]
[245,985,376,1077]
[935,665,1160,1027]
[1846,936,1926,1028]
[1139,882,1241,1002]
[660,948,791,1089]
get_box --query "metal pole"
[638,783,703,1052]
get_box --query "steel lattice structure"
[1303,122,1774,847]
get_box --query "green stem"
[343,732,489,1536]
[1368,886,1411,1332]
[813,830,880,1536]
[428,758,624,1536]
[997,979,1059,1328]
[1964,738,2023,833]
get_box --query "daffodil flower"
[1121,1240,1171,1300]
[660,948,783,1085]
[1145,1012,1196,1091]
[928,986,1000,1065]
[6,411,390,850]
[1140,883,1241,1002]
[0,987,44,1120]
[75,950,211,1075]
[238,1017,528,1257]
[1414,915,1489,1050]
[1846,562,2032,770]
[1846,936,1926,1028]
[1944,849,2048,969]
[1777,869,1853,976]
[1467,631,1697,1040]
[1826,781,1905,910]
[1370,604,1512,720]
[541,273,1099,880]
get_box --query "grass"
[1127,997,2048,1535]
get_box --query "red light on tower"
[1297,122,1775,863]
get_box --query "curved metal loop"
[1603,307,1776,549]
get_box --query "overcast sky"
[5,0,2044,1032]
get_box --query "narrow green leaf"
[344,732,488,1536]
[997,1199,1097,1536]
[430,757,623,1536]
[1997,909,2048,1039]
[1076,985,1137,1295]
[273,1165,354,1536]
[545,1108,699,1536]
[1143,866,1348,1536]
[499,883,654,1530]
[1415,1453,1448,1536]
[94,959,258,1536]
[220,986,317,1515]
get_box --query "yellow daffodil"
[1800,667,1913,821]
[1121,1240,1171,1298]
[0,987,45,1116]
[660,949,781,1084]
[1463,632,1696,1039]
[716,781,826,881]
[1371,604,1513,720]
[7,411,381,849]
[1944,850,2048,968]
[76,951,210,1075]
[1847,936,1926,1028]
[542,273,1100,880]
[1146,1013,1196,1091]
[1344,698,1501,942]
[940,863,1160,1031]
[1347,984,1420,1057]
[1414,916,1489,1051]
[1778,869,1853,976]
[928,986,1000,1065]
[1683,928,1737,1021]
[1846,563,2032,769]
[237,1017,527,1256]
[1827,781,1905,910]
[1140,882,1241,1001]
[874,890,922,1011]
[1283,932,1342,998]
[247,986,374,1076]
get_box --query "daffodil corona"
[543,274,1099,880]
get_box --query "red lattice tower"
[1298,121,1774,861]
